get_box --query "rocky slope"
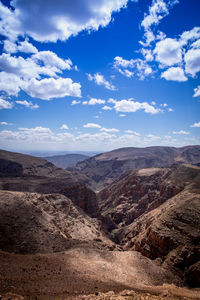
[69,146,200,190]
[0,190,114,254]
[98,164,200,287]
[0,149,97,216]
[45,153,89,168]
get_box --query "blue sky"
[0,0,200,152]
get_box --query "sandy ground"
[1,247,199,300]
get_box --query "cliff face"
[98,164,200,287]
[69,146,200,190]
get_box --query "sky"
[0,0,200,152]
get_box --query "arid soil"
[0,247,195,300]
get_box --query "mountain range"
[0,146,200,299]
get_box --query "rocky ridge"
[69,146,200,190]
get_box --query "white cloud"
[154,38,182,66]
[0,98,13,110]
[114,56,153,80]
[16,100,39,109]
[190,122,200,128]
[83,123,101,129]
[161,67,187,82]
[141,0,169,30]
[191,39,200,49]
[0,121,13,125]
[84,98,105,105]
[3,39,38,54]
[168,108,174,112]
[87,73,116,90]
[193,86,200,97]
[172,130,189,135]
[32,51,72,71]
[0,72,22,96]
[184,48,200,77]
[145,134,161,141]
[102,105,112,110]
[114,56,134,68]
[0,0,131,43]
[100,127,119,132]
[125,130,140,136]
[17,40,38,53]
[60,124,69,130]
[108,98,117,104]
[114,98,161,114]
[119,114,126,117]
[0,53,58,80]
[180,27,200,46]
[22,77,81,100]
[71,100,81,105]
[141,48,154,61]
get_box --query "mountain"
[69,146,200,190]
[0,149,97,216]
[45,153,89,168]
[98,164,200,287]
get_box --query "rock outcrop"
[0,190,114,254]
[98,164,200,287]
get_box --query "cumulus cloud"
[100,127,119,132]
[172,130,189,135]
[0,121,13,125]
[184,48,200,77]
[102,106,112,110]
[83,98,105,105]
[141,0,169,30]
[0,0,130,43]
[0,53,58,80]
[0,49,78,99]
[154,38,182,66]
[140,0,179,46]
[180,27,200,46]
[125,130,140,136]
[114,98,161,114]
[0,98,13,110]
[87,73,116,90]
[60,124,69,130]
[16,100,39,109]
[22,77,81,100]
[71,100,81,105]
[0,72,23,96]
[190,122,200,128]
[4,39,38,54]
[32,51,72,71]
[114,56,153,80]
[193,86,200,97]
[161,67,187,82]
[83,123,101,129]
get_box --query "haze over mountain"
[69,146,200,190]
[45,153,89,169]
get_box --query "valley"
[0,147,200,299]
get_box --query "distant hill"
[69,145,200,190]
[45,153,89,169]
